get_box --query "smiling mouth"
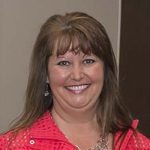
[65,84,91,94]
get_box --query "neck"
[51,107,104,150]
[51,106,100,137]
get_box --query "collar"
[29,111,139,143]
[29,111,68,142]
[114,119,139,150]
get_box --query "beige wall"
[0,0,120,131]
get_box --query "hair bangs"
[51,28,94,56]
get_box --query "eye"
[57,61,70,66]
[83,59,95,64]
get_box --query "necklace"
[75,136,108,150]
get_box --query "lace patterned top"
[0,111,150,150]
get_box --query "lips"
[65,84,91,94]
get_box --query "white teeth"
[67,85,89,91]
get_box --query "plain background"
[119,0,150,138]
[0,0,121,132]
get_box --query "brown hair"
[10,12,132,136]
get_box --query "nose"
[70,64,84,81]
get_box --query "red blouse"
[0,111,150,150]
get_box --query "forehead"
[59,50,91,57]
[50,50,100,62]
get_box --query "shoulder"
[0,111,54,149]
[0,128,30,149]
[115,130,150,150]
[0,131,11,149]
[127,120,150,149]
[127,131,150,149]
[114,120,150,150]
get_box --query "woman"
[0,12,149,150]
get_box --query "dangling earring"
[44,82,53,108]
[44,83,50,96]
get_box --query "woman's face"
[47,50,104,112]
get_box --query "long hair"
[10,12,132,136]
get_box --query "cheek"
[48,67,68,86]
[88,66,104,84]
